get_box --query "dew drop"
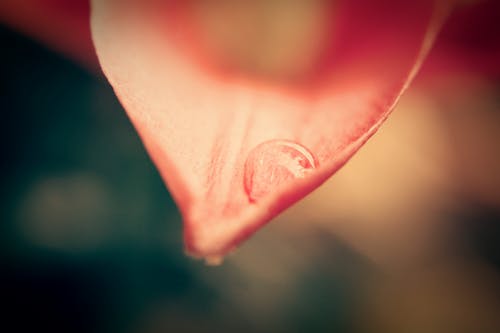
[205,255,224,266]
[244,139,317,203]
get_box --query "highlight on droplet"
[244,139,317,203]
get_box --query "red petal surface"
[91,0,449,260]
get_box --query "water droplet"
[205,255,224,266]
[244,139,317,202]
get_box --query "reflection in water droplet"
[244,140,317,202]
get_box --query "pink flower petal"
[91,0,449,261]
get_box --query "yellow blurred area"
[254,75,500,266]
[186,0,332,81]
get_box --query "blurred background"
[1,1,500,332]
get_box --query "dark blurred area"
[0,25,200,332]
[1,3,500,333]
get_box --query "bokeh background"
[1,2,500,332]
